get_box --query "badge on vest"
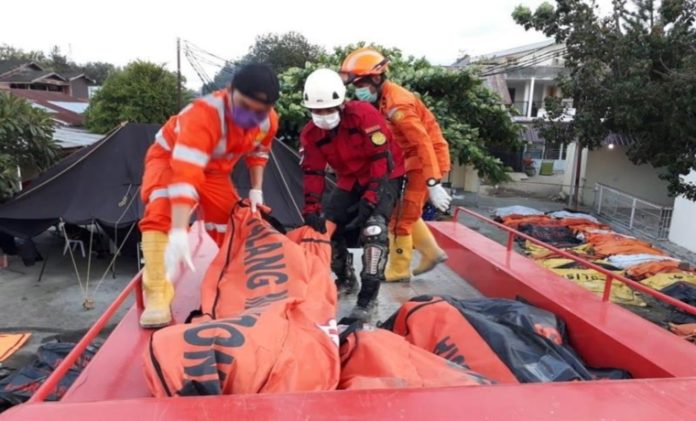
[371,131,387,146]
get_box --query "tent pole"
[85,219,95,300]
[36,253,48,283]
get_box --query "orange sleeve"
[168,102,220,206]
[390,105,441,181]
[245,110,279,168]
[428,121,451,175]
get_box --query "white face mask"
[312,111,340,130]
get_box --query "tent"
[0,122,309,239]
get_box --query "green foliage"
[534,97,576,159]
[0,93,57,200]
[275,42,520,184]
[241,32,324,74]
[85,61,189,134]
[513,0,696,199]
[205,32,325,94]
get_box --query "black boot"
[336,253,359,295]
[349,275,380,322]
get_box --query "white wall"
[669,170,696,253]
[583,145,672,206]
[563,144,671,206]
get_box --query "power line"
[479,48,568,77]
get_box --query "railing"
[452,206,696,317]
[594,183,673,240]
[28,274,144,403]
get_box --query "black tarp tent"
[0,122,308,239]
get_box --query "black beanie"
[232,63,280,105]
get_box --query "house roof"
[10,89,88,126]
[0,69,68,84]
[478,40,557,61]
[453,40,560,67]
[64,72,97,84]
[0,61,44,77]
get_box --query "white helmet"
[302,68,346,109]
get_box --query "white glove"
[428,183,452,212]
[249,188,263,213]
[165,228,195,280]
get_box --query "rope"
[59,218,86,298]
[269,146,304,222]
[91,221,137,297]
[85,219,95,300]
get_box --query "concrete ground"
[0,231,138,370]
[483,172,567,201]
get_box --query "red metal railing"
[452,206,696,317]
[28,274,144,403]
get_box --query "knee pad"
[361,214,388,278]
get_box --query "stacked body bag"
[143,205,628,397]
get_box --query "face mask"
[229,104,268,129]
[312,111,340,130]
[355,86,378,103]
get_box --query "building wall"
[450,164,481,193]
[668,170,696,253]
[69,79,90,99]
[564,144,671,206]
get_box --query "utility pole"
[176,37,182,110]
[572,140,583,210]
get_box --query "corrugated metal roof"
[53,127,103,149]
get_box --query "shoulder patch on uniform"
[371,131,387,146]
[387,107,405,122]
[364,125,381,134]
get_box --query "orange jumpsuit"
[378,81,450,235]
[139,89,279,245]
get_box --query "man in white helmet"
[299,68,405,322]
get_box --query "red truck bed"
[3,214,696,420]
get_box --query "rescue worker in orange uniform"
[300,69,405,321]
[138,63,280,328]
[340,49,452,282]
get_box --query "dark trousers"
[325,178,403,306]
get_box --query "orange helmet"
[340,48,389,83]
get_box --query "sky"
[0,0,613,89]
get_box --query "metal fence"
[594,183,673,240]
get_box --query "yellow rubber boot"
[412,218,448,276]
[385,234,413,282]
[139,231,175,329]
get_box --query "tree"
[513,0,696,199]
[203,61,236,94]
[275,43,520,184]
[81,61,117,85]
[0,44,46,63]
[241,32,324,74]
[85,61,189,133]
[0,93,57,200]
[534,96,576,160]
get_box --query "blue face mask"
[355,86,378,103]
